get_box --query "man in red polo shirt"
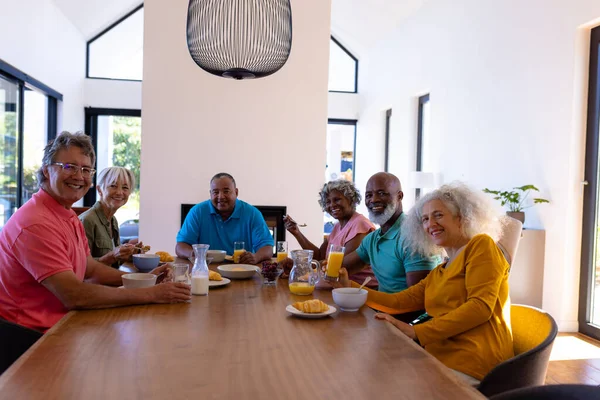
[0,132,191,332]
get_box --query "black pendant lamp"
[187,0,293,80]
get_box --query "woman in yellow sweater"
[337,182,513,384]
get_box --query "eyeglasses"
[50,163,96,177]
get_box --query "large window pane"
[324,120,356,233]
[88,7,144,80]
[21,88,48,204]
[0,76,19,230]
[329,37,357,92]
[96,115,142,231]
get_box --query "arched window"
[87,5,144,81]
[328,36,358,93]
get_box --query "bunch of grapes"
[261,261,281,281]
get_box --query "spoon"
[357,277,372,292]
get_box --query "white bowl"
[332,288,368,312]
[122,273,157,289]
[206,250,226,263]
[217,264,257,279]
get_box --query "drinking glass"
[276,241,288,262]
[325,244,345,281]
[233,241,245,263]
[172,263,191,285]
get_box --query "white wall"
[357,0,600,331]
[0,0,85,131]
[140,0,332,253]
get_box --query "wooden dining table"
[0,260,484,400]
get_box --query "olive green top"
[78,201,121,269]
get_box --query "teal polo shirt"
[356,213,439,293]
[176,199,273,255]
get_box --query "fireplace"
[180,204,286,255]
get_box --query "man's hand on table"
[239,251,259,265]
[149,282,192,303]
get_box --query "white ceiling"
[52,0,142,39]
[53,0,426,53]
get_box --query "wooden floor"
[546,333,600,385]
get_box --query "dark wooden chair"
[0,318,43,375]
[72,206,91,216]
[489,384,600,400]
[478,304,558,397]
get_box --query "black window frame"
[327,118,358,182]
[0,58,61,210]
[329,36,359,94]
[384,108,392,172]
[83,107,142,206]
[415,93,430,198]
[86,3,144,82]
[579,25,600,341]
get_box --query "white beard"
[368,202,396,226]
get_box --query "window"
[87,5,144,81]
[324,119,356,233]
[84,108,142,233]
[329,37,358,93]
[415,94,430,198]
[0,60,60,230]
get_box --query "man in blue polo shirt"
[341,172,439,293]
[175,173,273,264]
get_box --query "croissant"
[155,251,175,262]
[209,270,222,281]
[292,299,329,313]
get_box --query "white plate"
[285,304,337,319]
[209,277,231,287]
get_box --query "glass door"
[580,25,600,340]
[0,75,19,230]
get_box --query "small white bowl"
[217,264,257,279]
[122,273,157,289]
[206,250,226,263]
[332,288,368,312]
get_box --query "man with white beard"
[338,172,438,294]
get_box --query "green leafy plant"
[483,185,549,212]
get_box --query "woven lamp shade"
[187,0,293,80]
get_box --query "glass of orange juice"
[233,241,245,263]
[276,241,288,262]
[325,244,345,281]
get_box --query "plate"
[285,304,337,319]
[217,264,259,279]
[209,277,231,287]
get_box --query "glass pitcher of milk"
[191,244,210,295]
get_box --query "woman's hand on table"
[150,282,191,303]
[374,313,417,340]
[150,264,173,283]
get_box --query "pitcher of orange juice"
[288,250,322,295]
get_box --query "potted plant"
[483,185,549,224]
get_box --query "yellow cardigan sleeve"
[352,274,429,313]
[413,235,508,346]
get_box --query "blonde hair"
[97,167,136,193]
[402,181,504,256]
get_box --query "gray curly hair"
[317,180,362,212]
[37,131,96,187]
[402,181,503,256]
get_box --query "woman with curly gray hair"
[335,182,513,384]
[284,179,377,286]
